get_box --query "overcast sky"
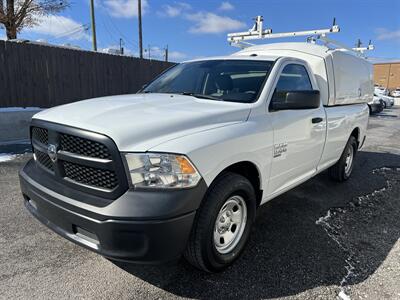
[1,0,399,62]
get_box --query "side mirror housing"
[271,90,320,111]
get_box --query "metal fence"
[0,40,174,108]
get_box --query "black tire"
[368,105,372,115]
[380,100,386,109]
[184,172,257,272]
[329,136,357,182]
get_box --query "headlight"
[123,153,201,189]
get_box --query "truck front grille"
[60,133,112,159]
[32,127,48,145]
[30,122,128,200]
[63,161,118,190]
[34,148,54,171]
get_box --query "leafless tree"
[0,0,69,40]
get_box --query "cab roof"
[183,54,280,64]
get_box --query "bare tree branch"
[0,0,6,24]
[15,0,34,27]
[0,0,4,15]
[6,0,15,23]
[0,0,69,39]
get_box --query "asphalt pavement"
[0,108,399,300]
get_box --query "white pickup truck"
[20,42,372,272]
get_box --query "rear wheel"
[184,172,256,272]
[329,136,357,182]
[380,100,386,109]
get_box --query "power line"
[101,19,120,46]
[53,15,72,35]
[109,19,138,48]
[102,12,139,50]
[54,24,89,39]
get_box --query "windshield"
[141,60,274,103]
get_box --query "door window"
[272,64,313,103]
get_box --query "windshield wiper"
[179,92,220,100]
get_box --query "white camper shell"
[233,42,374,106]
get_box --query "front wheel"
[184,172,256,272]
[329,136,357,182]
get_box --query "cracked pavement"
[0,107,399,299]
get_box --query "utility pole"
[148,45,151,59]
[164,45,168,62]
[138,0,143,59]
[89,0,97,51]
[119,38,124,55]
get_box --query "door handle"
[312,117,323,124]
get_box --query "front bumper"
[20,159,207,263]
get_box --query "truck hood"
[33,93,251,151]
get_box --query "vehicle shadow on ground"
[113,151,400,299]
[371,110,398,118]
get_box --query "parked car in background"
[369,95,384,114]
[378,94,394,108]
[391,88,400,97]
[374,86,389,96]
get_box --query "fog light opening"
[72,225,99,247]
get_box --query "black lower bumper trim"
[369,103,383,113]
[20,162,206,263]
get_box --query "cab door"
[267,62,326,196]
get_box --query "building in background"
[374,62,400,89]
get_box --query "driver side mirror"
[270,90,320,111]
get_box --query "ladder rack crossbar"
[228,27,339,42]
[319,35,375,55]
[226,16,374,55]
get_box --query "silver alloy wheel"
[344,145,354,176]
[213,195,247,254]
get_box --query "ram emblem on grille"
[47,144,58,162]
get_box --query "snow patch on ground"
[315,166,399,300]
[0,153,17,162]
[338,290,351,300]
[315,210,331,225]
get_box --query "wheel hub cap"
[213,195,247,254]
[344,146,354,176]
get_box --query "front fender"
[150,118,273,192]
